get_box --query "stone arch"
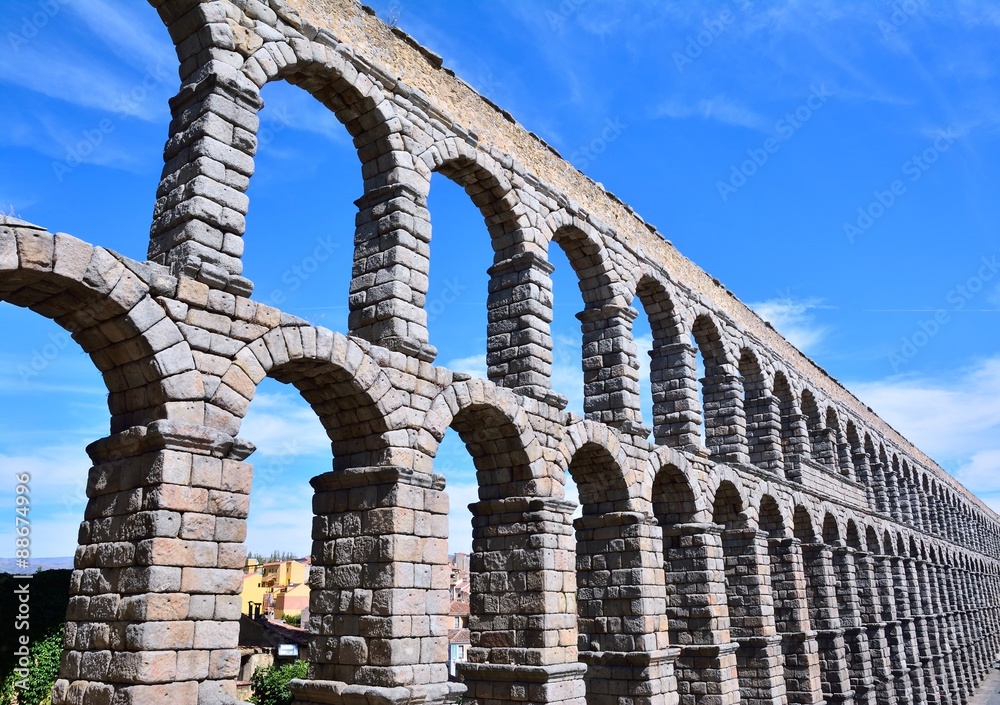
[544,214,639,425]
[211,325,398,469]
[739,347,781,472]
[634,270,691,446]
[151,23,407,276]
[690,311,746,461]
[845,518,863,550]
[711,478,747,529]
[419,378,548,499]
[822,512,843,546]
[824,407,854,479]
[773,370,806,478]
[559,420,634,513]
[793,504,818,543]
[865,524,882,554]
[0,226,200,435]
[800,389,827,466]
[757,493,788,538]
[649,453,704,526]
[542,212,623,306]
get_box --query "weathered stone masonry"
[3,0,999,703]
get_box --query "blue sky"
[2,0,1000,559]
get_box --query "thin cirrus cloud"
[656,96,769,132]
[748,296,829,353]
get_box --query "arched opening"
[795,507,851,702]
[565,440,641,703]
[864,434,887,514]
[691,314,744,462]
[436,398,548,688]
[714,481,785,704]
[549,225,641,430]
[426,161,508,375]
[241,80,361,329]
[739,348,780,473]
[238,374,328,647]
[652,462,700,646]
[634,275,688,446]
[773,371,803,480]
[825,408,853,479]
[546,231,591,415]
[800,390,828,468]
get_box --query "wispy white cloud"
[444,354,488,380]
[850,357,1000,464]
[67,0,175,72]
[240,390,332,460]
[748,296,829,352]
[0,44,171,121]
[849,357,1000,510]
[656,95,768,131]
[0,446,91,558]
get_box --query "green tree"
[0,625,64,705]
[249,660,308,705]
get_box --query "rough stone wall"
[1,0,998,703]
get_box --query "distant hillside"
[0,557,74,573]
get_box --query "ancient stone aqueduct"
[4,0,1000,703]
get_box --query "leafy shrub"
[0,625,65,705]
[280,614,301,627]
[249,660,308,705]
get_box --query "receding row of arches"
[142,9,1000,566]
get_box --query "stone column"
[578,305,647,435]
[575,512,679,705]
[918,559,954,705]
[831,546,874,705]
[852,450,876,513]
[661,523,741,705]
[873,553,912,705]
[811,427,836,470]
[743,390,783,474]
[766,537,823,705]
[149,68,260,295]
[903,556,939,705]
[800,541,854,704]
[929,562,960,705]
[55,428,254,705]
[459,497,586,705]
[941,564,973,702]
[890,555,926,703]
[868,460,889,516]
[486,251,567,408]
[649,342,701,449]
[720,528,786,705]
[290,467,462,705]
[782,412,811,483]
[700,365,749,465]
[884,470,901,523]
[854,551,896,705]
[348,181,437,361]
[834,432,855,481]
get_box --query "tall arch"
[739,348,781,473]
[635,272,692,447]
[691,313,746,462]
[773,371,807,480]
[546,216,639,429]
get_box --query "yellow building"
[241,559,266,617]
[240,557,311,619]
